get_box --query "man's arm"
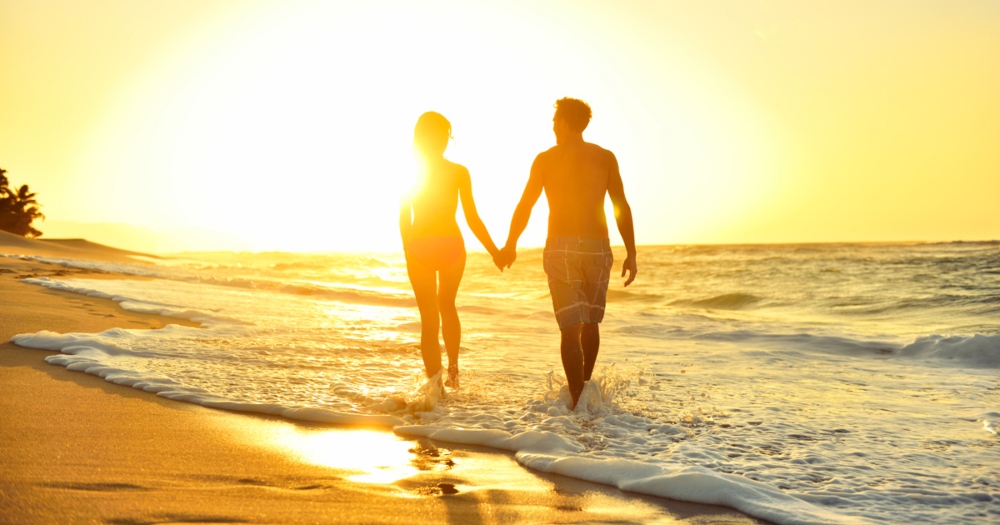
[606,152,637,286]
[502,156,545,267]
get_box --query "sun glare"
[70,0,780,252]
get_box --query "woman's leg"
[437,250,466,382]
[407,257,442,378]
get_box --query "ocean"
[6,242,1000,524]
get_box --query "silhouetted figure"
[401,113,504,389]
[499,98,637,409]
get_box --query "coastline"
[0,250,769,524]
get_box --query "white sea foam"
[7,243,1000,525]
[11,328,408,428]
[396,389,867,525]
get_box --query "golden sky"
[2,0,998,252]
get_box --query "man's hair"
[554,97,592,133]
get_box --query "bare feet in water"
[444,363,459,389]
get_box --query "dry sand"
[0,238,769,524]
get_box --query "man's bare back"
[505,135,634,265]
[533,140,620,239]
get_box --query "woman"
[400,112,503,389]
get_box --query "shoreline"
[0,253,769,524]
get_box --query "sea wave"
[618,322,1000,368]
[672,293,764,310]
[22,277,245,326]
[704,330,1000,367]
[605,289,665,303]
[898,334,1000,368]
[4,254,414,308]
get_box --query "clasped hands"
[491,245,517,272]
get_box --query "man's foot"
[444,363,459,389]
[568,384,583,410]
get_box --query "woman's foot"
[444,363,459,389]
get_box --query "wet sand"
[0,242,769,524]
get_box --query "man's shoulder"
[537,145,560,157]
[531,146,558,169]
[537,143,612,157]
[583,141,615,157]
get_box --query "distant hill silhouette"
[0,230,160,263]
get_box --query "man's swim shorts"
[543,236,614,329]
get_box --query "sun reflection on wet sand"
[274,427,419,484]
[214,416,764,523]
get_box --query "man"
[500,97,637,410]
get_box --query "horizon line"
[26,236,998,256]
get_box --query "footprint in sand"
[413,482,460,496]
[408,440,456,472]
[41,481,147,492]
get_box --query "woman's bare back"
[409,160,466,240]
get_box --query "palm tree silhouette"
[0,167,45,237]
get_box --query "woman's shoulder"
[441,159,470,183]
[442,159,469,174]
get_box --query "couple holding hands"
[400,97,636,410]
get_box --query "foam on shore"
[13,321,863,525]
[11,328,408,428]
[395,425,864,525]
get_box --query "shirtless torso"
[504,136,634,255]
[532,140,620,239]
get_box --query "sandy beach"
[0,239,767,525]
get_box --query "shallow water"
[7,242,1000,524]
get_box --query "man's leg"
[581,322,600,382]
[560,322,584,409]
